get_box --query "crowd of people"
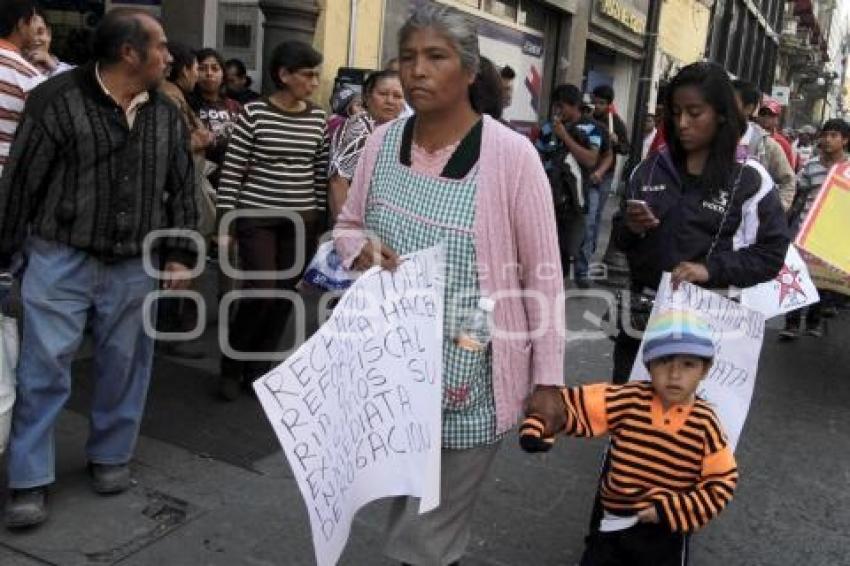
[0,1,845,565]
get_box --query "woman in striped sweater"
[522,310,738,566]
[216,40,328,400]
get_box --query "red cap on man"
[759,99,782,115]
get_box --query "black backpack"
[548,145,587,215]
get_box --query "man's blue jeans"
[7,238,156,489]
[576,174,614,280]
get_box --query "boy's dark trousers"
[580,522,689,566]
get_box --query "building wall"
[705,0,783,91]
[826,0,849,118]
[658,0,711,67]
[313,0,384,110]
[650,0,711,109]
[161,0,207,57]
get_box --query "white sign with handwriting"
[255,246,445,566]
[631,273,766,450]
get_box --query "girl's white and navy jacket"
[613,149,789,291]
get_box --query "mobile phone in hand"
[626,199,652,216]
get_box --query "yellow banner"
[796,162,850,277]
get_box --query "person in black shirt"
[0,8,198,528]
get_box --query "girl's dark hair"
[664,62,744,193]
[363,69,399,100]
[469,56,503,120]
[269,40,323,89]
[192,48,226,104]
[196,47,225,71]
[166,41,196,83]
[225,58,252,88]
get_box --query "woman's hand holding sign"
[671,261,710,290]
[353,239,401,272]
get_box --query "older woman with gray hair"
[334,5,565,564]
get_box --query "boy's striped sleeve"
[560,383,609,438]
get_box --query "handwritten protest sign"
[796,161,850,275]
[631,274,766,449]
[255,246,445,566]
[741,245,820,318]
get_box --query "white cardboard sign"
[255,246,445,566]
[631,274,766,450]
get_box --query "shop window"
[483,0,518,23]
[224,23,252,49]
[518,0,545,31]
[217,2,258,69]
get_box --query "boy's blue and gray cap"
[643,309,715,366]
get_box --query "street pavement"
[0,208,848,565]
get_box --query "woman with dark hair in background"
[156,42,216,358]
[162,42,214,158]
[334,5,564,563]
[328,69,404,220]
[611,61,789,383]
[216,40,328,400]
[193,48,242,189]
[469,56,504,121]
[224,57,260,104]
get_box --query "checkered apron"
[364,119,497,449]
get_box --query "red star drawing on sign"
[776,263,806,305]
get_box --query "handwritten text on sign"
[255,246,444,566]
[631,274,766,450]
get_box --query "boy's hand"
[525,386,567,435]
[519,386,567,453]
[637,506,659,524]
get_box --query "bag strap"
[705,163,745,261]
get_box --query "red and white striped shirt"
[0,39,43,177]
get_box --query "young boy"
[521,310,738,566]
[781,118,850,340]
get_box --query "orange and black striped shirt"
[562,381,737,533]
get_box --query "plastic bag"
[0,273,18,455]
[299,241,358,293]
[0,315,17,456]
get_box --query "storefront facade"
[382,0,579,129]
[582,0,647,131]
[653,0,712,109]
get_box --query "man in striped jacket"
[521,310,738,566]
[0,0,45,179]
[0,8,198,529]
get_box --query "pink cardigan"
[334,115,565,433]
